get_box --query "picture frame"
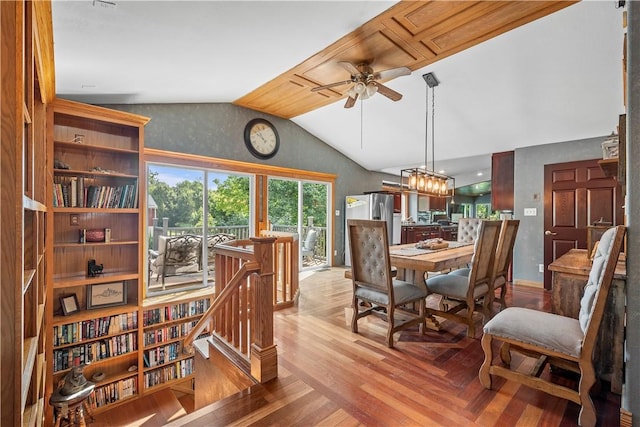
[60,294,80,316]
[87,281,127,309]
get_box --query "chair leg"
[479,333,493,389]
[499,342,511,366]
[386,305,395,348]
[466,307,476,338]
[351,295,359,333]
[577,362,597,427]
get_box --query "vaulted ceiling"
[234,1,578,119]
[52,1,626,187]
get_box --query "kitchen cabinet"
[491,151,514,211]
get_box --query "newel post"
[249,236,278,382]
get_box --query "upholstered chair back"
[457,218,482,243]
[579,226,617,332]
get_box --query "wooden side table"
[50,383,95,427]
[549,249,626,394]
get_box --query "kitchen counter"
[400,224,458,244]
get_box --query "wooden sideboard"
[548,249,626,394]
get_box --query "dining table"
[344,241,476,330]
[388,241,475,331]
[389,241,475,280]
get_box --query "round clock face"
[244,118,280,159]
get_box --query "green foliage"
[209,176,250,226]
[149,169,249,228]
[268,179,328,227]
[149,169,327,230]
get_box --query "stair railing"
[183,236,278,383]
[259,230,299,310]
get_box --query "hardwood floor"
[99,268,621,426]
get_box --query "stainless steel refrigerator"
[344,193,394,266]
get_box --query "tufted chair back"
[457,218,482,243]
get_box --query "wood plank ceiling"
[234,0,578,119]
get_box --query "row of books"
[52,333,138,372]
[53,312,138,347]
[143,342,181,368]
[88,377,138,409]
[143,358,194,389]
[143,320,198,346]
[52,177,138,208]
[143,299,211,327]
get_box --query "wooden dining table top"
[388,241,475,273]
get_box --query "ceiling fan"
[311,61,411,108]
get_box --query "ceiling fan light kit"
[310,61,410,108]
[401,72,455,199]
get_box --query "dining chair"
[424,220,502,338]
[451,220,520,312]
[347,219,427,347]
[479,225,625,427]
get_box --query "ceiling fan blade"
[373,66,411,81]
[374,82,403,102]
[311,79,354,92]
[338,61,361,76]
[344,94,358,109]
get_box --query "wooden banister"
[259,231,299,309]
[183,236,278,383]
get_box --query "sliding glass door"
[267,177,330,270]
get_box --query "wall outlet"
[334,250,337,256]
[335,209,340,216]
[524,208,537,216]
[539,263,544,273]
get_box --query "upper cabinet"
[491,151,514,212]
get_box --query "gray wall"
[512,136,604,283]
[624,0,639,420]
[104,103,395,265]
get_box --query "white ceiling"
[52,1,626,187]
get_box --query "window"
[146,163,252,295]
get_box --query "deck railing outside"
[150,218,327,267]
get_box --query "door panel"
[543,159,622,289]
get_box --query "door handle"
[545,230,557,236]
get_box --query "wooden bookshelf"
[45,99,149,422]
[1,2,54,425]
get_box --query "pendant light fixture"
[401,72,454,198]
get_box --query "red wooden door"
[543,159,623,289]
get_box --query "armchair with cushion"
[301,229,318,262]
[450,219,520,312]
[347,219,427,348]
[148,234,202,286]
[424,220,502,338]
[479,225,625,427]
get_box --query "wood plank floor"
[100,267,621,426]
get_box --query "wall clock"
[244,118,280,159]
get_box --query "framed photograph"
[87,281,127,309]
[60,294,80,316]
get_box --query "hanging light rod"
[401,71,454,199]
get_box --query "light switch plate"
[524,208,537,216]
